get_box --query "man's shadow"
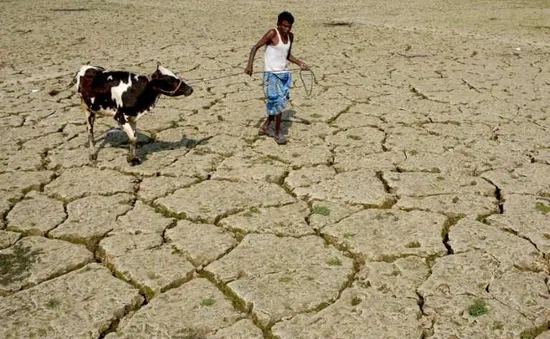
[94,128,211,162]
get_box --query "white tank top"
[264,28,291,72]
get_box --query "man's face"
[277,20,292,36]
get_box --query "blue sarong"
[263,72,291,116]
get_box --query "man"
[245,11,309,144]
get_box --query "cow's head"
[150,62,193,97]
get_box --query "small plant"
[405,241,421,248]
[326,257,342,266]
[343,233,355,239]
[351,296,362,306]
[46,298,60,309]
[535,202,550,215]
[244,206,261,217]
[468,299,488,317]
[492,320,504,330]
[374,212,396,220]
[200,298,216,307]
[279,276,292,283]
[313,206,331,216]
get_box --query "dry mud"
[1,0,549,338]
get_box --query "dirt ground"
[1,0,550,338]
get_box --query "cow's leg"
[116,114,140,166]
[128,118,141,165]
[81,100,96,161]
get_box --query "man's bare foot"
[275,133,286,145]
[259,126,275,137]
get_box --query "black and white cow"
[74,63,193,165]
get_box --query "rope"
[185,68,318,98]
[57,67,318,98]
[298,69,317,97]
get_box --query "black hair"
[277,11,294,25]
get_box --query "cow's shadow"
[253,109,307,139]
[95,128,211,163]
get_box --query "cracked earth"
[1,0,550,338]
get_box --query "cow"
[73,62,193,165]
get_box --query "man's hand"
[299,61,309,71]
[245,64,253,76]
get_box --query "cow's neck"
[135,82,162,112]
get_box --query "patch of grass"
[530,25,550,31]
[279,276,292,283]
[374,212,397,221]
[535,202,550,215]
[0,245,42,285]
[343,233,355,239]
[244,206,261,217]
[200,298,216,307]
[313,206,331,216]
[405,241,421,248]
[326,257,342,266]
[46,298,60,309]
[468,299,488,317]
[310,113,322,119]
[492,320,504,330]
[257,156,274,165]
[351,296,362,306]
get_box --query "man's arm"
[287,33,309,70]
[245,30,276,75]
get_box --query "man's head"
[277,11,294,36]
[277,11,294,25]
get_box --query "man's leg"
[274,112,285,144]
[259,115,274,135]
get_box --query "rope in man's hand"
[185,67,318,98]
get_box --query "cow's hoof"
[129,158,142,166]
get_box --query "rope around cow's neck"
[185,68,317,98]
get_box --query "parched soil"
[1,0,549,338]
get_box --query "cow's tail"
[48,69,79,97]
[67,69,80,89]
[49,64,95,97]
